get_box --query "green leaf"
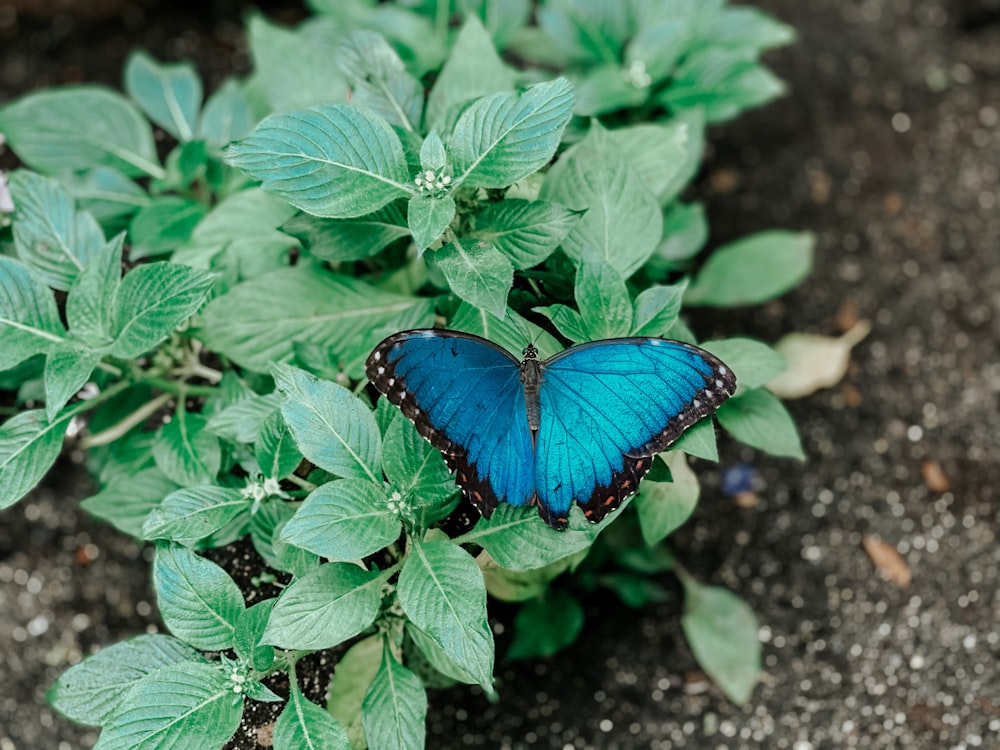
[532,303,588,344]
[381,415,455,508]
[247,14,349,114]
[48,634,200,726]
[153,544,245,651]
[541,121,661,277]
[575,249,631,340]
[280,479,399,561]
[274,365,381,482]
[465,0,531,47]
[468,199,580,269]
[606,121,689,203]
[152,411,222,486]
[658,110,706,205]
[124,50,203,141]
[336,30,423,132]
[407,194,455,253]
[635,452,700,546]
[536,1,624,64]
[703,338,785,390]
[275,681,350,750]
[81,468,178,537]
[717,388,804,459]
[405,622,478,687]
[704,6,796,50]
[672,417,718,462]
[10,170,107,291]
[426,15,513,129]
[397,539,493,690]
[129,197,207,260]
[65,234,123,345]
[651,201,708,274]
[419,131,446,171]
[431,238,513,318]
[256,410,302,480]
[631,282,686,337]
[233,599,277,672]
[282,203,410,263]
[463,504,617,571]
[361,641,428,750]
[180,187,298,259]
[44,348,101,421]
[262,563,384,650]
[249,500,297,571]
[198,79,254,147]
[681,575,761,705]
[0,410,66,510]
[61,167,150,227]
[93,662,242,750]
[450,303,562,360]
[206,392,281,445]
[482,552,582,603]
[571,64,648,117]
[451,78,574,188]
[143,487,249,546]
[0,86,160,177]
[625,18,689,84]
[327,635,382,749]
[198,264,431,373]
[112,263,214,358]
[660,53,786,123]
[507,589,584,659]
[686,231,814,307]
[0,257,65,370]
[225,105,410,219]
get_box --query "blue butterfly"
[366,330,736,530]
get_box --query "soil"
[1,2,999,749]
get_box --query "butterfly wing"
[366,330,536,518]
[535,338,736,526]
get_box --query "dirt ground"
[1,1,998,749]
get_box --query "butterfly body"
[367,330,736,530]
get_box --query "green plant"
[0,1,811,747]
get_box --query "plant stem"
[79,391,173,448]
[284,474,317,492]
[143,376,217,397]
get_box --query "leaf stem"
[284,474,317,492]
[79,391,173,449]
[142,376,217,397]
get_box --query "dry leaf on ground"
[921,460,950,493]
[768,321,871,399]
[863,534,911,588]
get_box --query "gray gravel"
[2,1,999,749]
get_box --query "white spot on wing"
[719,365,728,375]
[716,379,724,388]
[378,367,385,375]
[388,378,395,386]
[373,351,381,360]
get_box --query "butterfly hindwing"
[536,338,737,524]
[366,331,535,517]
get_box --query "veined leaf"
[361,642,427,750]
[449,303,561,359]
[0,257,65,371]
[507,589,584,660]
[280,478,399,561]
[327,636,382,749]
[635,452,700,546]
[336,30,423,132]
[426,15,513,129]
[81,468,178,538]
[93,662,242,750]
[262,563,384,650]
[273,365,381,483]
[717,387,804,460]
[65,233,123,345]
[256,410,302,480]
[153,544,244,651]
[0,409,67,510]
[685,231,814,307]
[468,199,580,269]
[275,680,350,750]
[541,121,661,277]
[631,282,686,337]
[124,50,203,142]
[44,348,101,421]
[0,86,161,177]
[197,264,431,373]
[282,203,410,263]
[48,634,200,726]
[381,415,455,508]
[61,166,150,227]
[143,487,249,546]
[225,105,410,219]
[431,238,513,318]
[673,417,718,462]
[703,338,786,390]
[112,263,214,358]
[129,197,206,260]
[397,539,494,690]
[606,121,689,203]
[10,170,107,291]
[408,194,455,253]
[681,575,761,705]
[152,410,222,486]
[451,78,574,189]
[233,600,277,672]
[575,249,632,340]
